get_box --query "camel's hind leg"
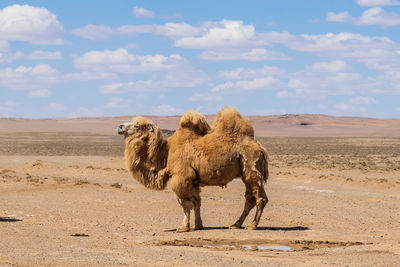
[231,150,268,230]
[246,183,268,230]
[229,183,256,229]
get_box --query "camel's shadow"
[164,225,309,232]
[0,217,22,222]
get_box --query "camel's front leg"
[176,199,191,232]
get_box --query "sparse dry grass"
[74,178,90,185]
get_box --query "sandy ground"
[1,116,400,266]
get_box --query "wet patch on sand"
[154,238,366,252]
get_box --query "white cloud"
[100,80,153,94]
[0,4,63,44]
[326,11,357,23]
[72,24,113,40]
[133,7,155,18]
[327,7,400,27]
[0,64,59,90]
[27,50,62,60]
[189,93,223,102]
[349,96,377,104]
[200,48,290,61]
[63,71,117,81]
[151,104,183,115]
[219,66,286,80]
[74,48,185,73]
[359,7,400,27]
[28,89,52,97]
[175,20,260,49]
[0,50,62,63]
[307,60,350,72]
[212,77,280,93]
[356,0,400,6]
[155,23,203,38]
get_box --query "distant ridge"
[1,114,400,137]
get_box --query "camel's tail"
[261,147,269,183]
[179,110,211,135]
[211,106,254,138]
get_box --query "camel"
[118,107,269,232]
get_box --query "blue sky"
[1,0,400,118]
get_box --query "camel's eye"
[133,124,139,129]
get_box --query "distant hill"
[1,114,400,137]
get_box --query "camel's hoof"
[190,225,204,231]
[245,225,258,230]
[229,224,241,229]
[176,226,190,232]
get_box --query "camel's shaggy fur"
[119,107,269,231]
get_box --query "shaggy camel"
[118,107,269,232]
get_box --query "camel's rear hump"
[212,107,254,137]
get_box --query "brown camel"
[118,107,269,232]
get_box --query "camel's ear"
[148,124,154,133]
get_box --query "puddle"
[155,238,366,252]
[257,245,291,251]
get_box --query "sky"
[1,0,400,118]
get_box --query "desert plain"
[1,114,400,266]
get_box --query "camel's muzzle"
[118,123,129,135]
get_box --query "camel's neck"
[125,137,169,190]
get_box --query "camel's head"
[118,117,158,138]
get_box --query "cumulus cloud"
[0,50,62,64]
[189,93,223,102]
[306,60,350,72]
[200,48,289,61]
[74,48,185,72]
[326,11,357,23]
[349,96,377,104]
[0,64,59,91]
[117,22,203,38]
[218,66,286,80]
[63,71,117,81]
[175,20,260,49]
[263,31,400,73]
[99,80,153,94]
[151,104,183,115]
[72,24,113,40]
[212,77,280,93]
[356,0,400,6]
[287,65,362,96]
[0,4,63,44]
[133,7,155,18]
[27,50,62,60]
[327,7,400,27]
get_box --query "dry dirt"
[1,118,400,266]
